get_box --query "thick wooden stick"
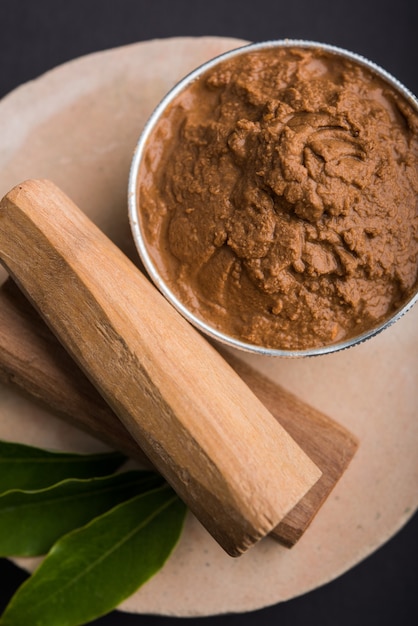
[0,179,321,556]
[0,278,358,547]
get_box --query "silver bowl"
[128,39,418,357]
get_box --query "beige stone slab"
[0,36,417,617]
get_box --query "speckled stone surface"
[0,37,417,617]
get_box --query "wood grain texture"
[223,353,359,546]
[0,277,358,549]
[0,279,149,465]
[0,179,322,556]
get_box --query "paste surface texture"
[139,47,418,350]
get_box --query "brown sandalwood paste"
[138,46,418,350]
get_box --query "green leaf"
[0,486,187,626]
[0,441,126,493]
[0,470,164,557]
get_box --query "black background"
[0,1,417,625]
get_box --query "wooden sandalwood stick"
[228,355,358,546]
[0,179,322,556]
[0,278,358,547]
